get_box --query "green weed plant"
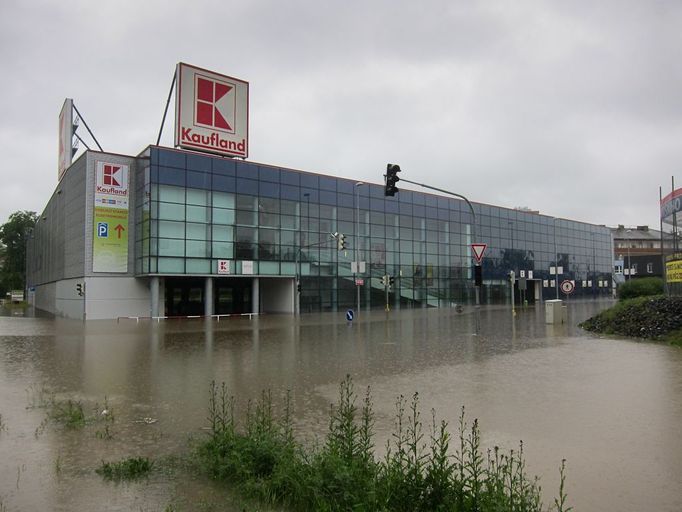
[198,375,569,512]
[96,456,153,481]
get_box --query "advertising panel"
[58,98,73,181]
[666,259,682,283]
[93,162,129,273]
[660,187,682,221]
[175,63,249,158]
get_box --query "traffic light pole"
[397,177,480,308]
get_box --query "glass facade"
[135,147,613,312]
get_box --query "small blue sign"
[346,309,354,322]
[97,222,108,238]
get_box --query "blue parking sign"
[97,222,108,238]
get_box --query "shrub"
[618,277,663,300]
[197,376,567,512]
[96,456,153,480]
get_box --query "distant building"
[611,225,670,281]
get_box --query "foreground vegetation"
[580,295,682,345]
[196,377,571,512]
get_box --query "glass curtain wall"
[136,147,614,311]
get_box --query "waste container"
[545,299,564,324]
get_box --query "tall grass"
[197,375,568,511]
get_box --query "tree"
[0,210,37,295]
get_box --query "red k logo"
[195,75,235,132]
[103,165,121,187]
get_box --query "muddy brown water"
[1,301,681,511]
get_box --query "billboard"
[660,187,682,221]
[58,98,74,181]
[175,63,249,158]
[93,162,129,273]
[666,259,682,283]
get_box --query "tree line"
[0,210,37,297]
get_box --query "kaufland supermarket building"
[26,63,614,320]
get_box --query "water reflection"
[0,301,681,511]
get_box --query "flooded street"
[1,301,681,511]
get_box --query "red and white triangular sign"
[471,243,487,263]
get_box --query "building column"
[150,276,160,317]
[204,277,214,317]
[252,278,260,314]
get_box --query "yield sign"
[471,243,487,263]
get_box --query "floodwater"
[1,301,681,511]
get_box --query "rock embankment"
[580,296,682,341]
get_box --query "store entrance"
[215,278,252,315]
[165,277,205,316]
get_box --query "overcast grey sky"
[0,0,680,230]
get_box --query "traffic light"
[385,163,400,196]
[76,283,84,296]
[337,233,347,250]
[381,275,389,286]
[389,276,395,287]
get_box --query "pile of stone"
[580,296,682,340]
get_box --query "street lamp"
[626,228,632,280]
[354,182,364,314]
[553,217,559,299]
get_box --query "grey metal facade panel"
[26,154,87,287]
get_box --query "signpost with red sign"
[560,280,575,295]
[471,243,487,263]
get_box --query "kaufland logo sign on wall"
[175,63,249,158]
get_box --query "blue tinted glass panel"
[319,176,336,191]
[259,181,280,198]
[301,188,319,202]
[385,200,399,213]
[213,174,236,192]
[425,195,438,208]
[414,205,425,217]
[399,190,414,203]
[236,178,259,195]
[281,184,300,201]
[370,197,386,211]
[368,184,384,198]
[337,180,354,194]
[187,153,211,172]
[150,166,159,182]
[437,197,449,209]
[187,171,211,189]
[337,193,353,208]
[158,167,185,186]
[259,166,280,182]
[236,161,258,179]
[213,157,236,176]
[319,190,336,205]
[280,170,300,186]
[300,174,319,188]
[157,150,186,169]
[426,207,438,219]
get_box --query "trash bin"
[545,299,564,324]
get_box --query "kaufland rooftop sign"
[175,63,249,159]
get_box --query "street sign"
[560,280,575,295]
[355,278,364,285]
[346,309,354,322]
[471,243,487,263]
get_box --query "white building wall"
[261,278,294,314]
[55,278,85,319]
[85,277,150,320]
